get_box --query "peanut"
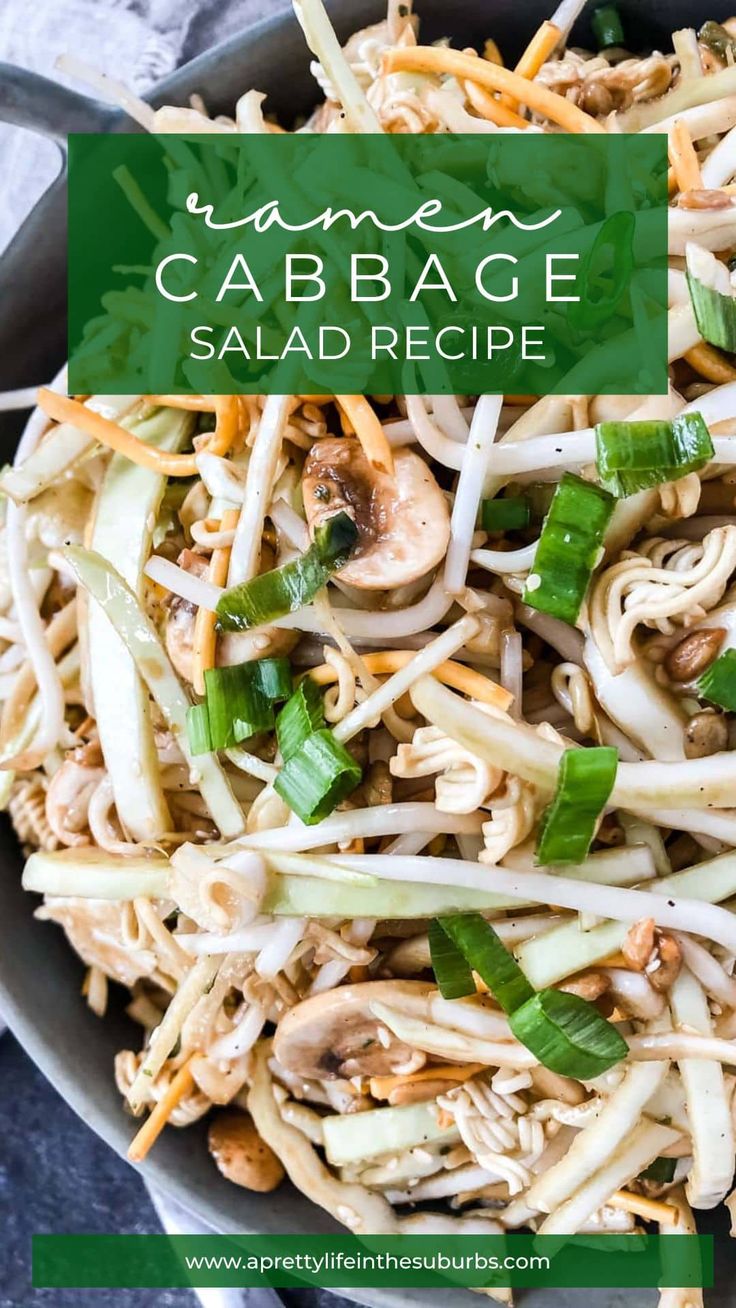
[684,710,729,759]
[665,628,725,682]
[208,1109,284,1192]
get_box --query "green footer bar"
[32,1234,712,1289]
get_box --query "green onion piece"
[428,919,475,1000]
[437,913,535,1015]
[186,703,212,756]
[315,512,360,567]
[481,497,530,533]
[250,657,293,703]
[274,728,361,824]
[697,648,736,710]
[686,244,736,352]
[436,913,626,1080]
[591,5,624,48]
[276,678,326,762]
[523,473,614,626]
[568,211,634,333]
[595,413,714,499]
[509,988,628,1078]
[698,19,736,59]
[641,1156,677,1184]
[537,746,618,866]
[216,512,358,632]
[203,663,273,749]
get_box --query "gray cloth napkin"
[0,0,287,252]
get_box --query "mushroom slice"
[273,980,436,1080]
[302,437,450,590]
[165,591,296,685]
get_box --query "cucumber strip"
[88,407,193,841]
[0,395,141,503]
[263,847,648,919]
[23,847,170,899]
[63,546,245,839]
[266,874,528,919]
[322,1102,459,1167]
[517,850,736,987]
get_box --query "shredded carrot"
[308,648,513,711]
[192,507,240,695]
[500,20,561,109]
[463,77,531,129]
[515,20,561,80]
[609,1190,680,1225]
[370,1063,486,1100]
[382,46,605,134]
[148,394,217,411]
[684,342,736,383]
[36,391,239,477]
[341,836,366,855]
[598,952,630,969]
[483,38,503,65]
[668,119,703,193]
[127,1059,197,1163]
[334,395,394,475]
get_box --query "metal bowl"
[0,3,733,1304]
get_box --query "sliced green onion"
[537,746,618,866]
[698,19,736,60]
[187,659,292,756]
[202,663,273,749]
[641,1156,677,1184]
[436,912,627,1079]
[186,703,212,755]
[523,473,614,626]
[274,728,361,824]
[481,496,530,533]
[428,919,475,1000]
[591,5,624,48]
[595,413,714,498]
[276,678,326,762]
[250,657,293,702]
[217,512,358,632]
[697,648,736,711]
[568,211,634,333]
[508,988,628,1079]
[437,913,535,1015]
[686,243,736,352]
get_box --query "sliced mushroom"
[164,551,297,684]
[302,437,450,590]
[208,1107,284,1192]
[273,980,436,1080]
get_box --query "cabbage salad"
[5,0,736,1291]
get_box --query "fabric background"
[0,0,289,252]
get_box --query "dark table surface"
[0,1032,356,1308]
[1,1031,200,1308]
